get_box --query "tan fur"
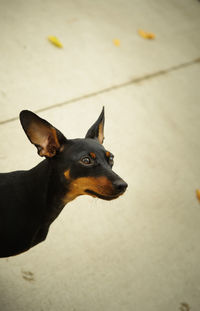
[90,152,96,159]
[27,124,60,157]
[98,122,104,144]
[63,171,114,204]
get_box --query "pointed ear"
[85,107,105,144]
[20,110,67,158]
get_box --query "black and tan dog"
[0,108,127,257]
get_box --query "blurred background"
[0,0,200,310]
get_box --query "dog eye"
[109,155,114,166]
[80,156,93,165]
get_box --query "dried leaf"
[113,39,120,46]
[138,29,155,40]
[48,36,63,48]
[196,189,200,201]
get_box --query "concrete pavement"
[0,0,200,310]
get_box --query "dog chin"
[85,189,121,201]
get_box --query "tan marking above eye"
[106,151,110,158]
[64,169,71,180]
[63,176,114,204]
[90,152,96,159]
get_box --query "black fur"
[0,108,127,257]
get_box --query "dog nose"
[113,179,128,194]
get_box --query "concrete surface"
[0,0,200,310]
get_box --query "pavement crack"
[0,57,199,126]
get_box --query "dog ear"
[20,110,67,157]
[85,107,105,144]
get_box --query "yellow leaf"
[48,36,63,48]
[138,29,155,40]
[196,189,200,202]
[113,39,120,46]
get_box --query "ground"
[0,0,200,310]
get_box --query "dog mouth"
[85,189,122,201]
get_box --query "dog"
[0,107,127,257]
